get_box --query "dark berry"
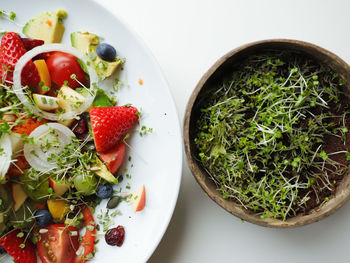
[96,184,113,199]
[0,245,7,254]
[34,209,52,227]
[73,118,88,135]
[105,225,125,246]
[96,43,117,62]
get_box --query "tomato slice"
[37,224,80,263]
[75,207,96,263]
[45,51,87,89]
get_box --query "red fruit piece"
[21,38,44,51]
[90,106,139,153]
[0,229,37,263]
[105,225,125,247]
[99,142,125,174]
[0,32,40,87]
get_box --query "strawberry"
[0,229,37,263]
[90,106,139,153]
[21,38,44,51]
[0,32,40,87]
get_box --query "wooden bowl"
[183,39,350,228]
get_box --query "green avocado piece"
[93,157,118,184]
[71,31,121,79]
[9,200,37,231]
[20,171,50,202]
[23,9,67,43]
[93,89,115,107]
[0,185,13,224]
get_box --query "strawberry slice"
[90,106,139,153]
[0,229,37,263]
[21,38,44,51]
[0,32,40,87]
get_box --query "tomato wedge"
[45,51,87,89]
[37,224,80,263]
[75,207,96,263]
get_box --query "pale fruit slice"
[47,199,69,220]
[9,133,24,154]
[131,184,146,212]
[33,94,59,111]
[11,183,28,212]
[49,177,70,197]
[57,85,85,126]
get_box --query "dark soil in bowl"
[191,48,350,220]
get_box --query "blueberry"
[34,209,52,227]
[96,43,117,62]
[96,184,113,199]
[0,246,6,254]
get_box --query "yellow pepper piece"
[33,59,51,94]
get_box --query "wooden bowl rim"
[183,38,350,228]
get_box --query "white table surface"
[98,0,350,262]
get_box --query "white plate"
[0,0,182,262]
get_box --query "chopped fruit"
[0,229,37,263]
[92,157,118,184]
[0,32,40,87]
[23,9,67,43]
[57,85,85,126]
[9,132,24,154]
[47,199,70,220]
[11,183,28,212]
[46,51,87,88]
[74,207,96,263]
[90,106,139,152]
[33,59,51,94]
[131,184,146,212]
[37,224,79,263]
[12,117,46,135]
[21,38,44,51]
[99,142,125,174]
[33,94,59,111]
[49,177,70,197]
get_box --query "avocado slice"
[93,157,118,184]
[23,9,67,43]
[20,171,50,202]
[71,31,121,79]
[9,200,37,231]
[93,89,115,107]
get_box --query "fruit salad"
[0,9,146,263]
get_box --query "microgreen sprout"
[195,51,350,220]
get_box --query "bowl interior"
[184,39,350,228]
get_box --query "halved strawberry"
[90,106,139,153]
[0,229,37,263]
[0,32,40,87]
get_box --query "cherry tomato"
[45,51,87,89]
[75,207,96,263]
[37,224,80,263]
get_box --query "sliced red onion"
[0,134,12,182]
[13,44,98,121]
[23,123,76,172]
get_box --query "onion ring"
[13,44,98,121]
